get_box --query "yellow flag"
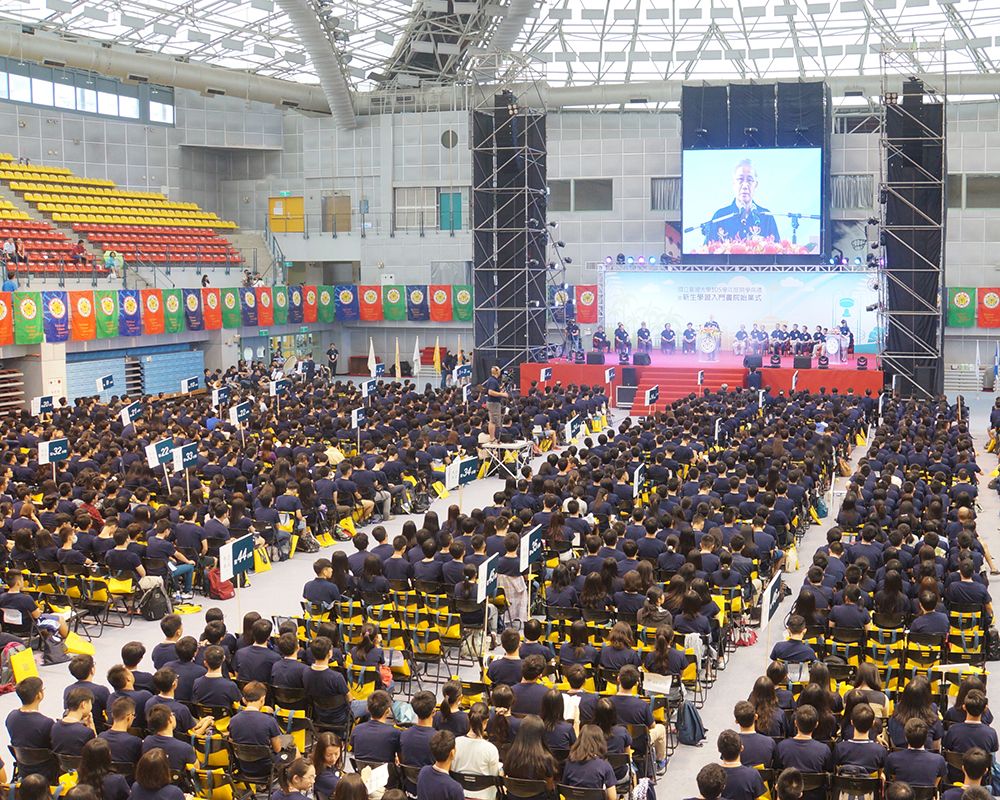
[394,337,401,379]
[433,336,441,373]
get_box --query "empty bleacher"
[0,153,241,269]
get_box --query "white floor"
[4,390,997,799]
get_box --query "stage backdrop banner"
[383,286,406,320]
[69,291,95,341]
[948,287,975,327]
[406,286,429,321]
[42,291,70,343]
[604,271,880,350]
[239,288,258,327]
[0,293,12,346]
[288,285,304,324]
[576,285,598,323]
[977,288,1000,328]
[318,286,336,324]
[453,285,473,321]
[430,285,452,322]
[359,286,382,321]
[142,289,164,336]
[255,287,274,326]
[163,289,184,334]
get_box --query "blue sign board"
[540,367,553,381]
[180,376,199,393]
[518,525,544,571]
[145,437,175,468]
[351,407,366,429]
[219,534,255,582]
[31,395,54,416]
[96,374,114,392]
[212,386,231,408]
[39,438,70,465]
[605,367,616,383]
[229,401,252,426]
[119,402,142,426]
[269,378,290,397]
[445,456,479,490]
[476,554,499,603]
[361,379,376,398]
[373,363,385,378]
[645,384,659,405]
[453,364,472,381]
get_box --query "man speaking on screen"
[705,159,781,245]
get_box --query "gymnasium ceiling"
[2,0,999,92]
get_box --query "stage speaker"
[743,355,763,369]
[622,367,639,387]
[618,352,630,365]
[857,357,868,371]
[633,353,651,366]
[573,350,585,364]
[586,351,605,365]
[769,354,781,368]
[794,356,812,369]
[817,356,829,370]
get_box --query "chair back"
[450,772,499,792]
[503,777,551,799]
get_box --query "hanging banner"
[273,286,288,325]
[575,284,598,324]
[255,286,273,327]
[239,288,258,327]
[141,289,164,335]
[221,288,241,329]
[183,289,203,331]
[203,288,222,330]
[359,286,382,321]
[453,285,473,322]
[947,287,975,327]
[0,292,15,346]
[383,285,406,321]
[334,285,358,321]
[13,292,43,344]
[118,290,141,337]
[977,288,1000,328]
[429,285,453,322]
[42,291,70,343]
[302,285,317,323]
[288,285,304,324]
[163,289,184,334]
[406,285,429,321]
[318,286,336,324]
[69,291,95,341]
[95,290,118,339]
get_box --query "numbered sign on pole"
[644,385,659,405]
[453,364,472,381]
[145,437,175,468]
[351,407,366,429]
[38,438,70,465]
[119,401,142,426]
[229,401,252,427]
[632,462,646,489]
[361,379,376,399]
[518,525,544,572]
[172,442,199,473]
[714,418,722,442]
[445,456,480,490]
[219,534,255,582]
[179,376,199,394]
[540,367,552,382]
[604,367,616,383]
[96,374,114,393]
[476,554,499,603]
[269,379,290,397]
[697,370,705,387]
[372,363,385,378]
[212,386,231,408]
[31,395,54,416]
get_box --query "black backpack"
[677,700,707,746]
[138,585,173,621]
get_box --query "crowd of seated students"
[689,394,998,800]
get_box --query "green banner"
[13,292,43,344]
[273,286,288,325]
[221,288,242,329]
[94,290,119,339]
[318,286,336,324]
[948,287,975,327]
[382,285,406,321]
[163,289,184,334]
[453,284,473,321]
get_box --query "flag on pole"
[976,341,982,375]
[367,338,377,376]
[433,336,441,374]
[413,336,420,377]
[994,341,999,379]
[394,337,401,380]
[457,334,462,365]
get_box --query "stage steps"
[631,366,747,416]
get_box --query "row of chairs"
[25,193,203,211]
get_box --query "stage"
[520,350,884,415]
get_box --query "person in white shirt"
[451,702,501,800]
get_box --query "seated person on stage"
[636,323,652,353]
[800,322,813,354]
[811,325,824,356]
[779,324,791,354]
[661,323,676,354]
[681,323,697,354]
[592,326,610,353]
[789,324,801,354]
[749,325,766,355]
[770,326,783,355]
[613,324,631,355]
[733,325,748,355]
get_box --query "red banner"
[0,292,11,346]
[68,291,94,341]
[978,288,1000,328]
[141,289,164,335]
[429,285,453,322]
[359,286,383,321]
[256,287,274,326]
[202,288,221,330]
[575,285,598,324]
[303,285,317,323]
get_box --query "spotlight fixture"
[616,253,625,265]
[660,253,669,263]
[865,302,879,312]
[866,254,878,269]
[884,92,898,105]
[625,256,634,265]
[648,256,657,266]
[867,217,879,226]
[853,257,862,266]
[564,257,573,264]
[605,256,613,265]
[548,221,558,228]
[637,256,645,265]
[879,187,888,205]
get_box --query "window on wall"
[393,187,468,231]
[947,174,963,209]
[965,175,1000,209]
[650,177,681,211]
[548,180,571,212]
[548,178,613,212]
[0,57,175,125]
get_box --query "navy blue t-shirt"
[417,765,464,800]
[98,729,143,764]
[562,757,616,789]
[885,749,948,785]
[191,675,242,707]
[487,657,523,686]
[141,733,196,770]
[511,682,549,715]
[722,765,765,800]
[776,738,832,772]
[769,640,817,663]
[833,739,887,772]
[739,731,775,767]
[350,719,401,764]
[233,645,281,683]
[50,719,95,754]
[400,725,436,770]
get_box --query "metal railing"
[268,210,467,240]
